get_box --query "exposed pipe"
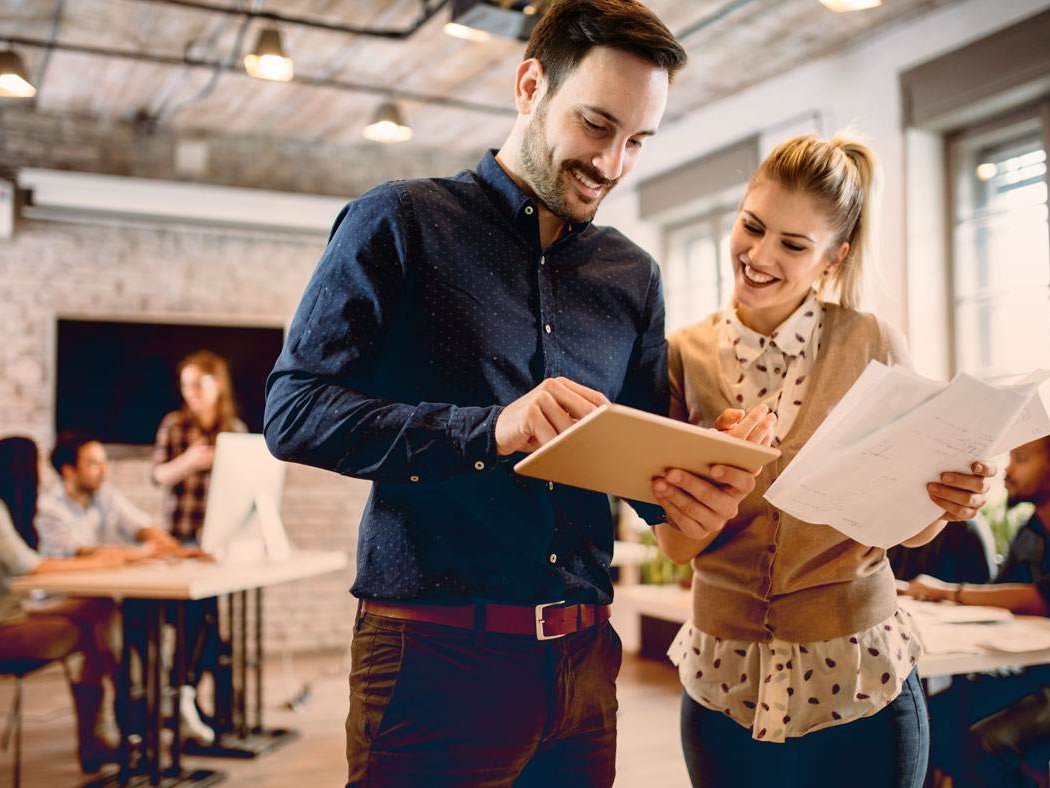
[674,0,763,43]
[3,35,516,116]
[130,0,450,39]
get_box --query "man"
[907,437,1050,787]
[37,430,217,744]
[37,430,178,558]
[265,1,767,784]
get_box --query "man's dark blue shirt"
[265,151,667,605]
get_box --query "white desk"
[13,550,348,787]
[611,584,1050,679]
[11,549,348,600]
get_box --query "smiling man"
[264,2,757,785]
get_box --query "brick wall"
[0,112,482,652]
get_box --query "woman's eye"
[783,242,805,252]
[742,222,761,235]
[583,118,604,132]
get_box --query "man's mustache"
[563,161,617,190]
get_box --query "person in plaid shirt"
[152,350,246,543]
[151,349,245,745]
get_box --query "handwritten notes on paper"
[765,362,1050,548]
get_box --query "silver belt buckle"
[535,600,567,640]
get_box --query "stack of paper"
[765,362,1050,548]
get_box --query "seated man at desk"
[37,430,177,558]
[888,518,996,584]
[906,436,1050,787]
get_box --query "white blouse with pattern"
[669,293,924,742]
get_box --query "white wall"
[599,0,1050,377]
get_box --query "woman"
[0,436,131,773]
[151,350,245,745]
[152,350,247,545]
[652,135,994,788]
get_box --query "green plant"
[982,489,1034,560]
[638,528,693,585]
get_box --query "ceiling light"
[443,22,492,42]
[447,0,543,42]
[975,162,999,182]
[244,26,294,82]
[0,49,37,98]
[818,0,882,11]
[363,102,413,144]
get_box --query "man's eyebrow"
[580,105,657,137]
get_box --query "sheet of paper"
[977,620,1050,653]
[900,597,1013,624]
[766,363,1050,548]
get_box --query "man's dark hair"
[524,0,688,94]
[51,429,96,474]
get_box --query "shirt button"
[524,205,534,215]
[547,481,554,491]
[549,553,557,564]
[409,475,420,483]
[544,324,552,334]
[474,460,485,471]
[540,256,545,265]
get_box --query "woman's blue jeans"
[680,668,930,788]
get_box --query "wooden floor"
[0,650,689,788]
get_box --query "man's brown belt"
[361,599,612,640]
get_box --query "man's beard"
[520,100,616,224]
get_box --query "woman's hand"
[927,460,996,521]
[652,465,756,540]
[714,405,777,447]
[182,442,216,472]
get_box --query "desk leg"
[168,603,186,776]
[254,588,263,732]
[146,603,163,786]
[238,590,249,738]
[117,600,135,786]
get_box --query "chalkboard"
[55,319,285,446]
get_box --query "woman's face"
[180,364,220,414]
[729,178,848,333]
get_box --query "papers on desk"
[765,362,1050,548]
[902,598,1050,655]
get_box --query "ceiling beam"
[4,35,517,117]
[131,0,450,39]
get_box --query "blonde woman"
[651,135,995,788]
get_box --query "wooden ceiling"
[1,0,956,155]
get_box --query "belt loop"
[473,603,487,648]
[354,600,365,632]
[576,604,583,630]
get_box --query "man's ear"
[514,58,547,115]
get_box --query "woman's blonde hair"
[748,133,880,309]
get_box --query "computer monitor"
[200,433,291,563]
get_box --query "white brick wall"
[0,106,485,653]
[2,218,365,654]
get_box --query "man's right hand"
[495,378,608,456]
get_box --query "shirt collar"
[726,291,822,368]
[474,149,592,242]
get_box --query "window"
[661,207,739,335]
[949,107,1050,381]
